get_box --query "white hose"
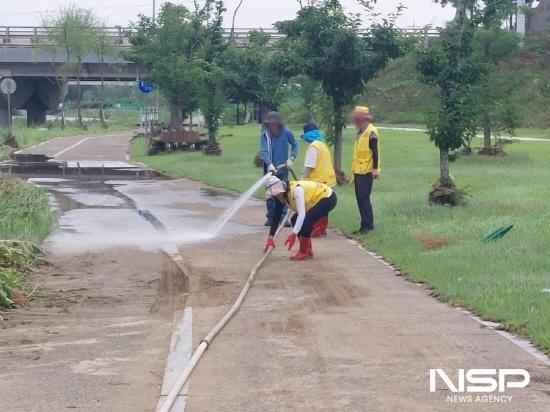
[158,211,293,412]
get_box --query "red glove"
[264,237,276,252]
[284,234,297,251]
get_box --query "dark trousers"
[354,173,374,231]
[291,193,337,237]
[264,164,288,220]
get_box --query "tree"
[127,3,201,129]
[194,0,228,155]
[417,2,482,205]
[92,22,118,128]
[224,31,269,124]
[275,0,403,183]
[417,0,517,204]
[43,6,97,129]
[473,28,521,153]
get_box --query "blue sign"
[138,78,154,94]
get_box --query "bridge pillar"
[0,78,65,128]
[24,96,47,126]
[0,108,10,128]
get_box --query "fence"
[0,26,441,46]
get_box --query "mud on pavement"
[0,175,257,412]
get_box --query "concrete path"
[1,133,549,411]
[15,132,138,162]
[378,126,550,142]
[179,203,550,412]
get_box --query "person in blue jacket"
[259,112,298,226]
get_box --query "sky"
[0,0,455,28]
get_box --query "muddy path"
[0,145,258,411]
[179,224,550,412]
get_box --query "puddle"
[29,176,259,255]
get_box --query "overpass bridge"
[0,25,440,127]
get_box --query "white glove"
[268,164,277,173]
[286,159,294,168]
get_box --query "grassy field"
[131,123,550,353]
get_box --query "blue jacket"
[260,127,298,178]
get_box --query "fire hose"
[158,178,293,412]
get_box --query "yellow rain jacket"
[352,123,380,175]
[286,181,331,212]
[307,141,337,187]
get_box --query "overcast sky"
[1,0,455,28]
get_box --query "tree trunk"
[76,61,84,129]
[169,103,183,130]
[308,109,317,124]
[99,108,107,128]
[60,101,66,130]
[333,105,346,185]
[99,70,107,129]
[243,102,249,123]
[205,130,222,156]
[439,147,450,185]
[483,122,492,150]
[236,102,240,125]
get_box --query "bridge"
[0,25,441,128]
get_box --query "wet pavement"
[29,177,260,255]
[2,133,151,178]
[1,132,264,412]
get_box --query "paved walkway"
[179,208,550,411]
[378,126,550,142]
[16,132,138,162]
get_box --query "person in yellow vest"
[301,122,337,237]
[263,176,337,261]
[351,106,380,234]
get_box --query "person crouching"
[301,122,337,237]
[264,176,337,261]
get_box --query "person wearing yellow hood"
[301,122,336,237]
[263,176,337,261]
[351,106,380,234]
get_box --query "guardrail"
[0,26,441,46]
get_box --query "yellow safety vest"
[352,123,381,175]
[286,181,331,212]
[307,141,337,187]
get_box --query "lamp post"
[153,0,156,22]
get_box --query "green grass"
[513,128,550,139]
[0,176,55,310]
[0,175,54,244]
[131,123,550,353]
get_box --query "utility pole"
[153,0,156,22]
[517,0,526,36]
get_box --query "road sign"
[0,77,17,95]
[138,78,154,94]
[1,78,16,133]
